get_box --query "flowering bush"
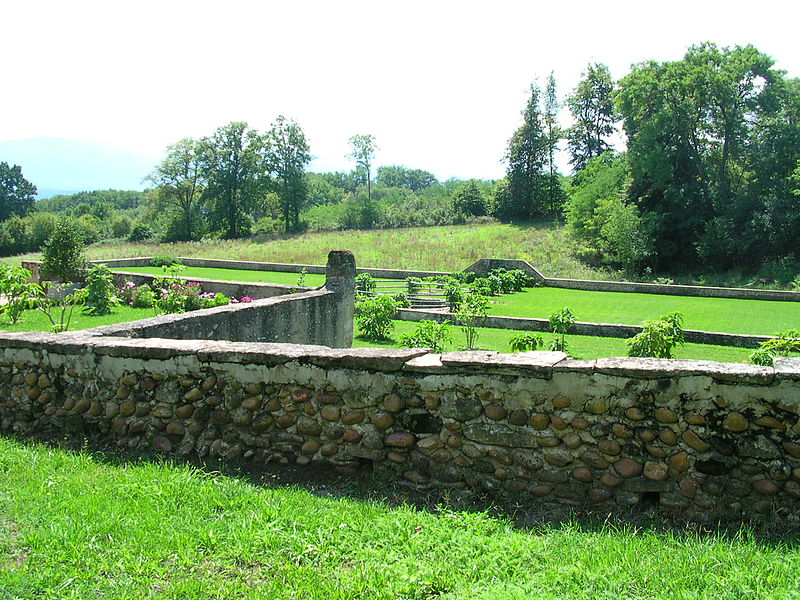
[119,281,156,308]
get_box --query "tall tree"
[566,63,616,173]
[200,122,265,239]
[264,115,311,232]
[146,138,205,241]
[376,165,438,191]
[347,134,377,200]
[499,83,550,220]
[616,43,781,268]
[0,162,37,222]
[544,72,566,214]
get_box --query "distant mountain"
[0,138,159,198]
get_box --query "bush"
[627,312,685,358]
[356,295,399,341]
[454,292,489,350]
[119,282,155,308]
[749,330,800,366]
[83,264,119,316]
[111,215,132,238]
[509,333,544,352]
[150,255,182,268]
[0,265,35,323]
[41,218,87,282]
[128,222,155,242]
[549,307,575,352]
[355,273,376,296]
[399,320,452,353]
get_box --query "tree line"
[1,41,798,283]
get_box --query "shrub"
[111,215,132,238]
[150,255,182,268]
[356,295,399,340]
[355,273,376,296]
[128,222,155,242]
[83,264,119,316]
[0,265,36,323]
[41,218,87,282]
[119,282,155,308]
[399,320,452,353]
[406,277,423,297]
[454,292,489,350]
[749,330,800,366]
[34,284,87,333]
[627,312,685,358]
[509,332,544,352]
[444,281,464,311]
[549,307,575,352]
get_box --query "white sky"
[2,0,798,180]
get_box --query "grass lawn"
[0,306,156,333]
[488,287,800,336]
[1,437,798,599]
[118,265,327,287]
[354,321,753,364]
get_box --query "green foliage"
[34,284,88,333]
[376,165,437,191]
[748,330,800,366]
[455,292,489,350]
[201,121,265,239]
[83,264,119,316]
[355,295,398,341]
[399,319,452,353]
[150,255,182,268]
[0,162,37,222]
[347,134,378,200]
[445,281,464,311]
[0,265,36,323]
[627,312,686,358]
[265,115,311,233]
[509,332,544,352]
[296,268,308,288]
[355,272,376,296]
[566,63,616,172]
[119,282,156,308]
[406,277,423,296]
[549,307,575,352]
[128,221,155,242]
[41,218,87,282]
[452,181,488,217]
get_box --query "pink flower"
[230,298,239,303]
[240,296,253,303]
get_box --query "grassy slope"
[1,438,798,599]
[8,222,610,280]
[354,321,752,363]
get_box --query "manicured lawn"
[354,321,753,364]
[488,287,800,336]
[0,437,798,599]
[0,306,155,333]
[118,265,327,287]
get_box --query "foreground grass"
[355,321,753,363]
[1,438,798,599]
[489,287,800,336]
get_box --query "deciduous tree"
[566,63,616,173]
[347,134,377,200]
[0,162,37,222]
[264,115,311,232]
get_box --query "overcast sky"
[2,0,798,180]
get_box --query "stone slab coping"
[3,330,792,383]
[109,269,316,293]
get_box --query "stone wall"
[3,330,800,521]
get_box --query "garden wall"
[3,330,800,521]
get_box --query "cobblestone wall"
[2,333,800,521]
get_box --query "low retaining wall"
[110,270,310,300]
[93,257,449,280]
[2,330,800,521]
[398,309,773,349]
[544,277,800,302]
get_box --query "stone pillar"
[325,250,356,348]
[22,260,41,284]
